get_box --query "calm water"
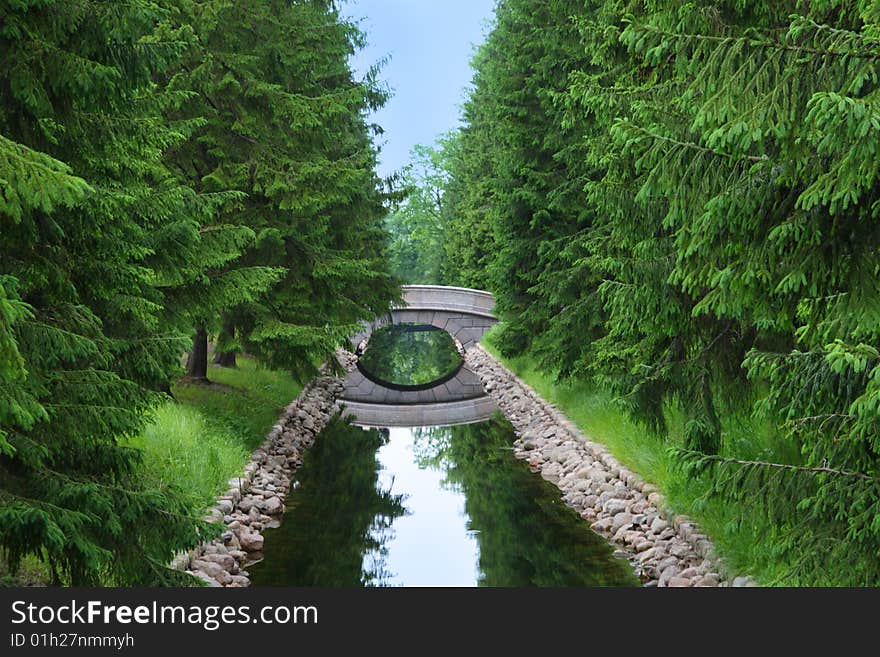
[248,414,639,587]
[357,324,462,387]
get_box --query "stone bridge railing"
[351,285,498,350]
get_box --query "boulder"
[192,560,232,585]
[260,495,284,515]
[239,530,264,552]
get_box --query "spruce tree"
[441,0,880,582]
[0,0,216,584]
[165,0,397,380]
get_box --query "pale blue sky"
[345,0,496,179]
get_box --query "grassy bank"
[2,356,303,586]
[481,328,810,585]
[130,356,304,514]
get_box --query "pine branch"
[677,450,878,481]
[629,23,880,61]
[621,122,770,163]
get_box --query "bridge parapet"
[397,285,496,318]
[351,285,498,350]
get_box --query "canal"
[248,322,638,587]
[248,414,639,587]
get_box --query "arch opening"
[356,323,465,391]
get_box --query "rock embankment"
[171,373,342,587]
[466,344,756,587]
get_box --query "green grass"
[481,327,800,585]
[131,355,303,515]
[172,356,303,452]
[127,403,249,513]
[2,355,303,587]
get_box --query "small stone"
[591,518,614,533]
[667,577,693,588]
[670,542,693,558]
[603,499,628,515]
[630,500,649,514]
[611,512,634,533]
[189,571,222,587]
[650,517,670,534]
[239,530,264,552]
[229,550,248,562]
[659,565,679,586]
[695,539,714,558]
[200,553,236,572]
[657,556,678,572]
[637,547,662,563]
[541,471,560,484]
[696,574,720,587]
[192,561,232,585]
[260,495,284,515]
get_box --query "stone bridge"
[350,285,498,350]
[341,285,500,427]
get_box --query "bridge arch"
[341,285,499,427]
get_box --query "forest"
[388,0,880,585]
[0,0,397,585]
[3,0,879,588]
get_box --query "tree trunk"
[155,380,174,398]
[185,326,209,381]
[212,319,237,368]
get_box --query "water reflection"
[413,417,640,587]
[248,416,406,586]
[249,414,639,587]
[357,324,462,387]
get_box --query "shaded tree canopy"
[402,0,880,583]
[0,0,397,584]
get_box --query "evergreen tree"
[166,0,398,381]
[0,0,215,584]
[445,0,600,358]
[442,0,880,582]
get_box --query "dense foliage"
[384,142,451,284]
[412,0,880,583]
[0,0,396,584]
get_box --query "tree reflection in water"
[358,324,462,387]
[412,414,640,587]
[250,413,639,587]
[248,416,407,586]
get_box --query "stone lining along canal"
[248,413,640,587]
